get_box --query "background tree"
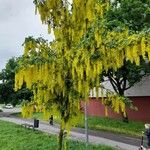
[98,0,150,122]
[0,57,32,106]
[106,0,150,31]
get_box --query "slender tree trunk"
[58,124,64,150]
[119,90,129,123]
[84,101,89,147]
[121,111,129,123]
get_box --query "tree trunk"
[58,125,64,150]
[118,89,129,123]
[121,111,129,123]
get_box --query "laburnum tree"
[14,0,150,149]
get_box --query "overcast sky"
[0,0,53,71]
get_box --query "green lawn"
[0,120,116,150]
[13,112,145,137]
[79,116,145,137]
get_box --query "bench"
[21,123,35,130]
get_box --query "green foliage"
[106,0,150,31]
[0,120,116,150]
[0,57,32,106]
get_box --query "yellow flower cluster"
[101,92,126,117]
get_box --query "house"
[82,75,150,122]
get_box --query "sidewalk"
[0,115,144,150]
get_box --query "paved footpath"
[0,114,145,150]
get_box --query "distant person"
[145,124,150,147]
[49,115,53,125]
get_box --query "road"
[0,107,21,117]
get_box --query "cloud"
[0,0,53,70]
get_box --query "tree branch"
[108,76,119,94]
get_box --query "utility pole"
[84,101,89,148]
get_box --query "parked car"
[4,104,13,109]
[0,106,2,112]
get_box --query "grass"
[12,112,145,137]
[0,120,116,150]
[79,116,145,137]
